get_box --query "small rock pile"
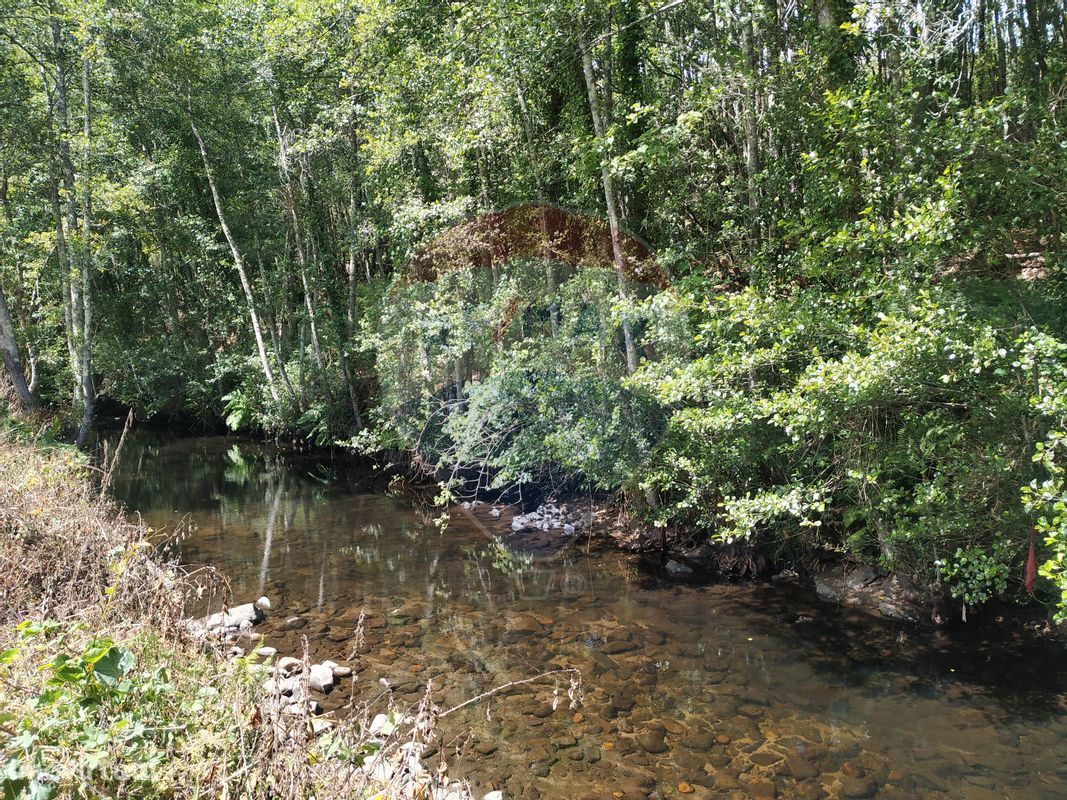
[509,503,584,536]
[259,655,354,722]
[186,595,272,642]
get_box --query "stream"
[109,432,1067,800]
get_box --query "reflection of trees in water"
[113,432,541,618]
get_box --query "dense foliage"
[1,0,1065,614]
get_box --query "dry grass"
[0,436,182,630]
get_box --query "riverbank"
[460,496,1065,634]
[0,432,508,800]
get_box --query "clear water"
[109,432,1067,800]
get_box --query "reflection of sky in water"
[109,432,1067,800]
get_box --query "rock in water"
[665,559,693,577]
[308,663,334,693]
[203,602,263,632]
[814,577,841,601]
[840,777,878,799]
[637,727,668,753]
[504,612,545,635]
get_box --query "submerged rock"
[666,559,694,578]
[840,777,878,799]
[505,612,545,635]
[637,727,668,754]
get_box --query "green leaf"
[93,647,135,687]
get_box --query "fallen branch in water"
[438,667,583,718]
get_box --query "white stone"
[490,508,501,518]
[255,596,272,610]
[483,792,504,800]
[563,524,575,535]
[366,757,392,782]
[332,665,353,678]
[256,646,277,659]
[310,718,334,735]
[308,663,334,693]
[368,712,394,737]
[262,676,301,696]
[203,602,262,632]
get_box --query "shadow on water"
[628,562,1067,720]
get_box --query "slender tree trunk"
[191,120,282,406]
[257,253,298,404]
[741,7,761,251]
[50,13,84,407]
[342,192,365,429]
[578,27,638,374]
[76,54,94,447]
[49,177,79,393]
[272,108,329,394]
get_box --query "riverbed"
[109,432,1067,800]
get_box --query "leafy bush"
[367,262,671,498]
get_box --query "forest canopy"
[1,0,1065,614]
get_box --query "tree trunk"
[1021,0,1047,87]
[0,168,36,410]
[272,108,329,395]
[256,253,299,405]
[578,27,639,374]
[50,176,79,395]
[191,120,282,406]
[343,192,365,429]
[741,7,761,252]
[76,54,94,448]
[49,13,84,407]
[0,283,35,410]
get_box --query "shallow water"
[109,432,1067,800]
